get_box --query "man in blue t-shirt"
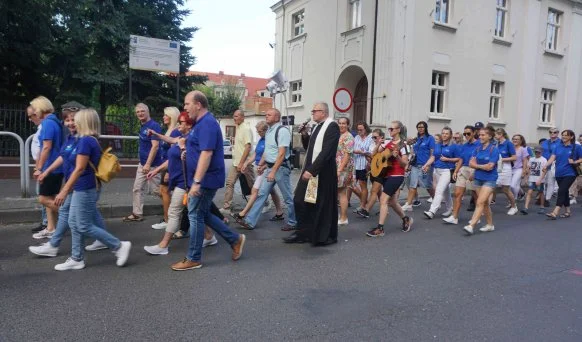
[171,90,245,271]
[541,127,560,204]
[123,103,162,222]
[31,96,63,237]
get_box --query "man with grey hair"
[235,108,297,230]
[284,102,340,245]
[221,109,255,214]
[124,103,162,222]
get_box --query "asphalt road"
[1,197,582,341]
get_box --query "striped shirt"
[353,134,373,170]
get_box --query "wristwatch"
[193,179,201,185]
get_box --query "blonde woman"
[53,109,131,271]
[148,107,180,229]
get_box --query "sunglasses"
[179,121,188,124]
[62,107,80,112]
[463,133,472,136]
[388,127,397,131]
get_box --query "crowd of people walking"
[25,93,582,271]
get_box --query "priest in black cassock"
[283,102,340,246]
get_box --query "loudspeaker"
[270,70,287,88]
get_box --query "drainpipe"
[369,0,379,124]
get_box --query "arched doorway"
[335,65,369,126]
[353,77,368,125]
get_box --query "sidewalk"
[0,168,419,225]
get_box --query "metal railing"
[0,131,26,197]
[0,134,141,198]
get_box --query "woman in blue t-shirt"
[233,121,284,221]
[494,128,518,215]
[542,129,582,219]
[464,126,500,235]
[147,106,180,230]
[51,109,131,271]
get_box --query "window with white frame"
[494,0,509,38]
[434,0,450,24]
[430,71,447,116]
[489,81,504,120]
[540,89,555,124]
[349,0,362,29]
[546,9,561,51]
[292,10,305,37]
[290,80,303,104]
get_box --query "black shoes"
[283,232,308,244]
[31,223,46,233]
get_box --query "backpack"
[89,137,121,183]
[275,125,294,169]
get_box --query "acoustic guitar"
[370,141,405,178]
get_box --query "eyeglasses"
[388,127,396,131]
[416,126,424,129]
[311,109,323,114]
[463,133,472,136]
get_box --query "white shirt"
[31,124,42,161]
[528,156,547,183]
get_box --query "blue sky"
[183,0,276,78]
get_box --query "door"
[353,76,368,125]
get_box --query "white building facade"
[271,0,582,141]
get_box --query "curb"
[0,204,163,225]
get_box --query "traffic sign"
[333,88,353,113]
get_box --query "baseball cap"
[474,122,485,129]
[534,147,542,153]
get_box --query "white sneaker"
[463,225,474,235]
[115,241,132,266]
[441,209,452,217]
[401,203,413,212]
[423,211,434,219]
[570,198,577,205]
[338,219,349,225]
[54,257,85,271]
[442,216,458,225]
[427,197,433,203]
[479,224,495,232]
[262,201,272,214]
[85,240,108,251]
[203,235,218,247]
[29,242,58,257]
[151,221,167,230]
[507,206,518,215]
[32,228,54,240]
[144,244,168,255]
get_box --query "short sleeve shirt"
[138,120,162,166]
[160,128,181,162]
[353,135,373,170]
[552,142,582,177]
[528,157,547,183]
[497,139,516,167]
[413,135,436,166]
[233,122,254,167]
[264,123,291,163]
[542,139,560,160]
[382,140,409,177]
[167,143,186,191]
[39,113,63,173]
[72,136,101,191]
[459,140,480,167]
[433,143,458,169]
[60,135,78,181]
[472,144,500,182]
[254,138,265,165]
[185,112,225,189]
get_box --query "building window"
[434,0,450,24]
[546,9,561,51]
[489,81,504,120]
[292,10,305,37]
[540,89,555,124]
[349,0,362,29]
[225,125,236,140]
[430,71,447,116]
[290,80,303,104]
[494,0,508,38]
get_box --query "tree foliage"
[0,0,205,118]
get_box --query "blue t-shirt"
[160,128,181,162]
[138,120,162,166]
[552,142,582,177]
[167,143,187,191]
[472,143,500,182]
[414,135,435,166]
[185,112,225,189]
[254,137,265,165]
[460,140,480,166]
[542,138,560,160]
[497,139,516,159]
[433,143,458,169]
[60,135,78,181]
[70,136,101,191]
[39,113,63,173]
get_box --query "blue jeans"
[187,188,239,262]
[68,188,120,261]
[244,166,296,228]
[49,192,106,248]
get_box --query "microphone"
[297,118,311,133]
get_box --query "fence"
[0,104,34,157]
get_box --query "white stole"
[311,117,334,163]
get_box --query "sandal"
[545,212,557,220]
[269,213,284,221]
[234,216,253,230]
[231,212,244,221]
[172,231,189,239]
[560,212,571,218]
[123,213,143,222]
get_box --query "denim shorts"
[473,179,497,188]
[409,166,433,189]
[528,182,545,192]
